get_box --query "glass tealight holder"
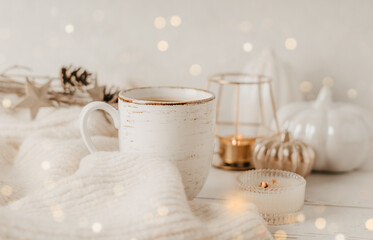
[236,169,306,225]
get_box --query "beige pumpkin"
[253,131,315,177]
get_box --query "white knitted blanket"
[0,107,272,240]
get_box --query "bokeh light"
[41,161,50,170]
[297,213,306,223]
[315,217,327,229]
[2,98,12,108]
[157,206,169,217]
[366,218,373,231]
[323,77,334,87]
[274,230,287,240]
[285,38,297,50]
[243,42,253,53]
[1,185,12,196]
[113,184,124,196]
[157,40,168,52]
[335,233,345,240]
[189,64,202,76]
[224,193,245,213]
[154,17,166,29]
[64,24,74,34]
[300,81,313,92]
[347,88,357,99]
[92,222,102,233]
[51,204,64,222]
[170,16,182,27]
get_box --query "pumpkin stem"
[281,131,291,142]
[313,86,332,109]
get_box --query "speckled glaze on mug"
[80,87,216,199]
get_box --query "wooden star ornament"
[15,79,54,119]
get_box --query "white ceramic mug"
[80,86,216,199]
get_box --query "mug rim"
[118,86,215,105]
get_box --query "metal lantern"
[207,73,280,170]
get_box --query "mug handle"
[79,101,120,153]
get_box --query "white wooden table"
[197,167,373,239]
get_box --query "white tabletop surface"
[197,166,373,239]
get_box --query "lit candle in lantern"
[218,134,255,168]
[207,73,280,170]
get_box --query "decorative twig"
[0,65,119,119]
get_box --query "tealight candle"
[236,169,306,225]
[218,134,255,168]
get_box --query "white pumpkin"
[277,86,373,172]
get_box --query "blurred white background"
[0,0,372,109]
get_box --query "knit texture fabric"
[0,107,272,240]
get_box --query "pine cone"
[60,66,92,93]
[103,86,119,104]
